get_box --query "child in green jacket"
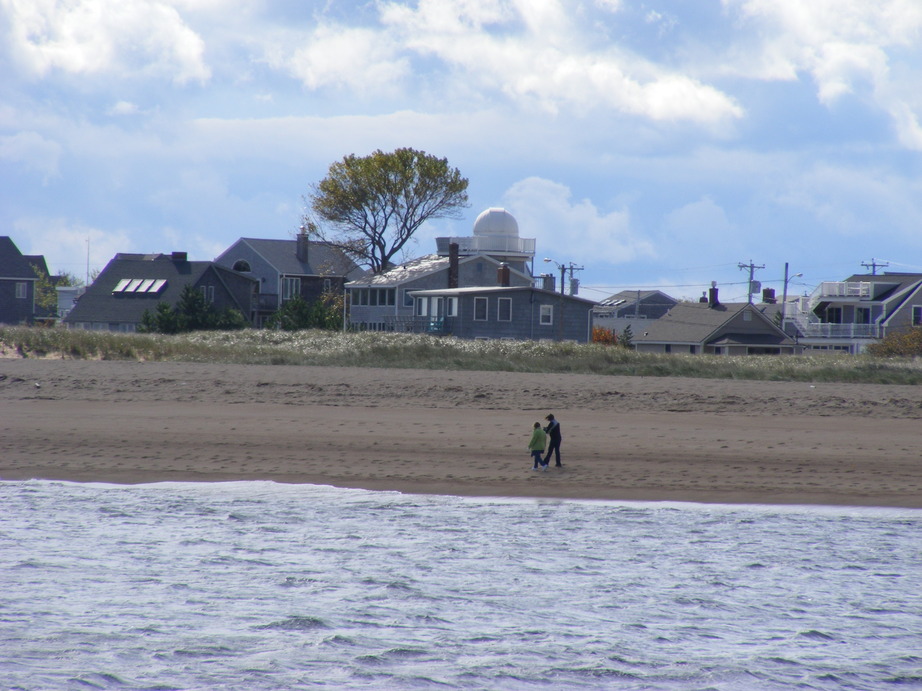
[528,422,548,471]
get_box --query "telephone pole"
[861,258,888,275]
[738,259,765,304]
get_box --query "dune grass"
[3,325,922,385]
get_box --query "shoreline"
[3,358,922,509]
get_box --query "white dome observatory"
[473,208,519,238]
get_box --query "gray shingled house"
[783,271,922,353]
[409,268,597,342]
[633,286,799,355]
[0,236,41,325]
[64,252,258,331]
[214,233,362,326]
[346,207,538,332]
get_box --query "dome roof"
[472,208,519,237]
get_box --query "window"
[539,304,553,325]
[446,297,458,317]
[15,282,27,299]
[281,277,301,301]
[232,260,251,272]
[323,278,332,294]
[416,297,428,317]
[498,297,512,321]
[913,306,922,326]
[474,297,488,321]
[743,311,752,322]
[403,289,415,307]
[857,307,871,324]
[200,285,215,303]
[826,307,842,324]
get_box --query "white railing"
[785,310,881,338]
[815,281,871,298]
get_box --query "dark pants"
[546,439,562,466]
[531,450,545,468]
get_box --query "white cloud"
[501,176,654,267]
[14,218,133,277]
[0,131,61,182]
[252,0,744,124]
[2,0,210,84]
[108,100,140,116]
[283,25,408,93]
[724,0,922,148]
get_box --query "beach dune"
[2,358,921,508]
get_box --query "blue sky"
[2,0,921,304]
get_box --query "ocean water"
[1,481,920,690]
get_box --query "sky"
[2,0,922,304]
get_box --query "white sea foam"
[1,480,920,690]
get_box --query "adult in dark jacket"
[544,414,563,467]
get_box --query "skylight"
[112,278,168,294]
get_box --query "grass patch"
[4,325,922,385]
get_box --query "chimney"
[448,242,459,288]
[296,229,309,263]
[762,287,776,304]
[708,281,719,307]
[541,274,556,292]
[171,251,187,262]
[497,263,510,287]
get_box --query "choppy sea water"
[1,481,920,690]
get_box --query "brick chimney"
[497,263,510,287]
[708,281,719,307]
[448,242,459,288]
[296,229,309,263]
[171,251,187,262]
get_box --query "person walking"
[544,414,563,467]
[528,422,548,471]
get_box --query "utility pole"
[861,258,888,275]
[738,259,765,304]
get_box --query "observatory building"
[436,207,536,277]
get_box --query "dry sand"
[2,358,922,508]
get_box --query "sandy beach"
[2,357,922,507]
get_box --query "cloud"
[501,176,654,268]
[13,217,134,277]
[283,25,408,93]
[0,131,61,182]
[2,0,210,84]
[724,0,922,148]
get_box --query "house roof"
[633,301,794,346]
[64,253,255,324]
[348,253,532,288]
[0,237,40,280]
[236,238,362,279]
[598,289,677,307]
[409,285,598,305]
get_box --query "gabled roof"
[0,237,39,280]
[348,253,532,288]
[633,301,793,346]
[64,253,255,324]
[598,289,676,307]
[235,238,361,279]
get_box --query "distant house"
[64,252,258,332]
[593,289,678,334]
[409,278,597,343]
[0,236,41,325]
[634,286,799,355]
[214,233,362,326]
[783,272,922,353]
[346,207,538,331]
